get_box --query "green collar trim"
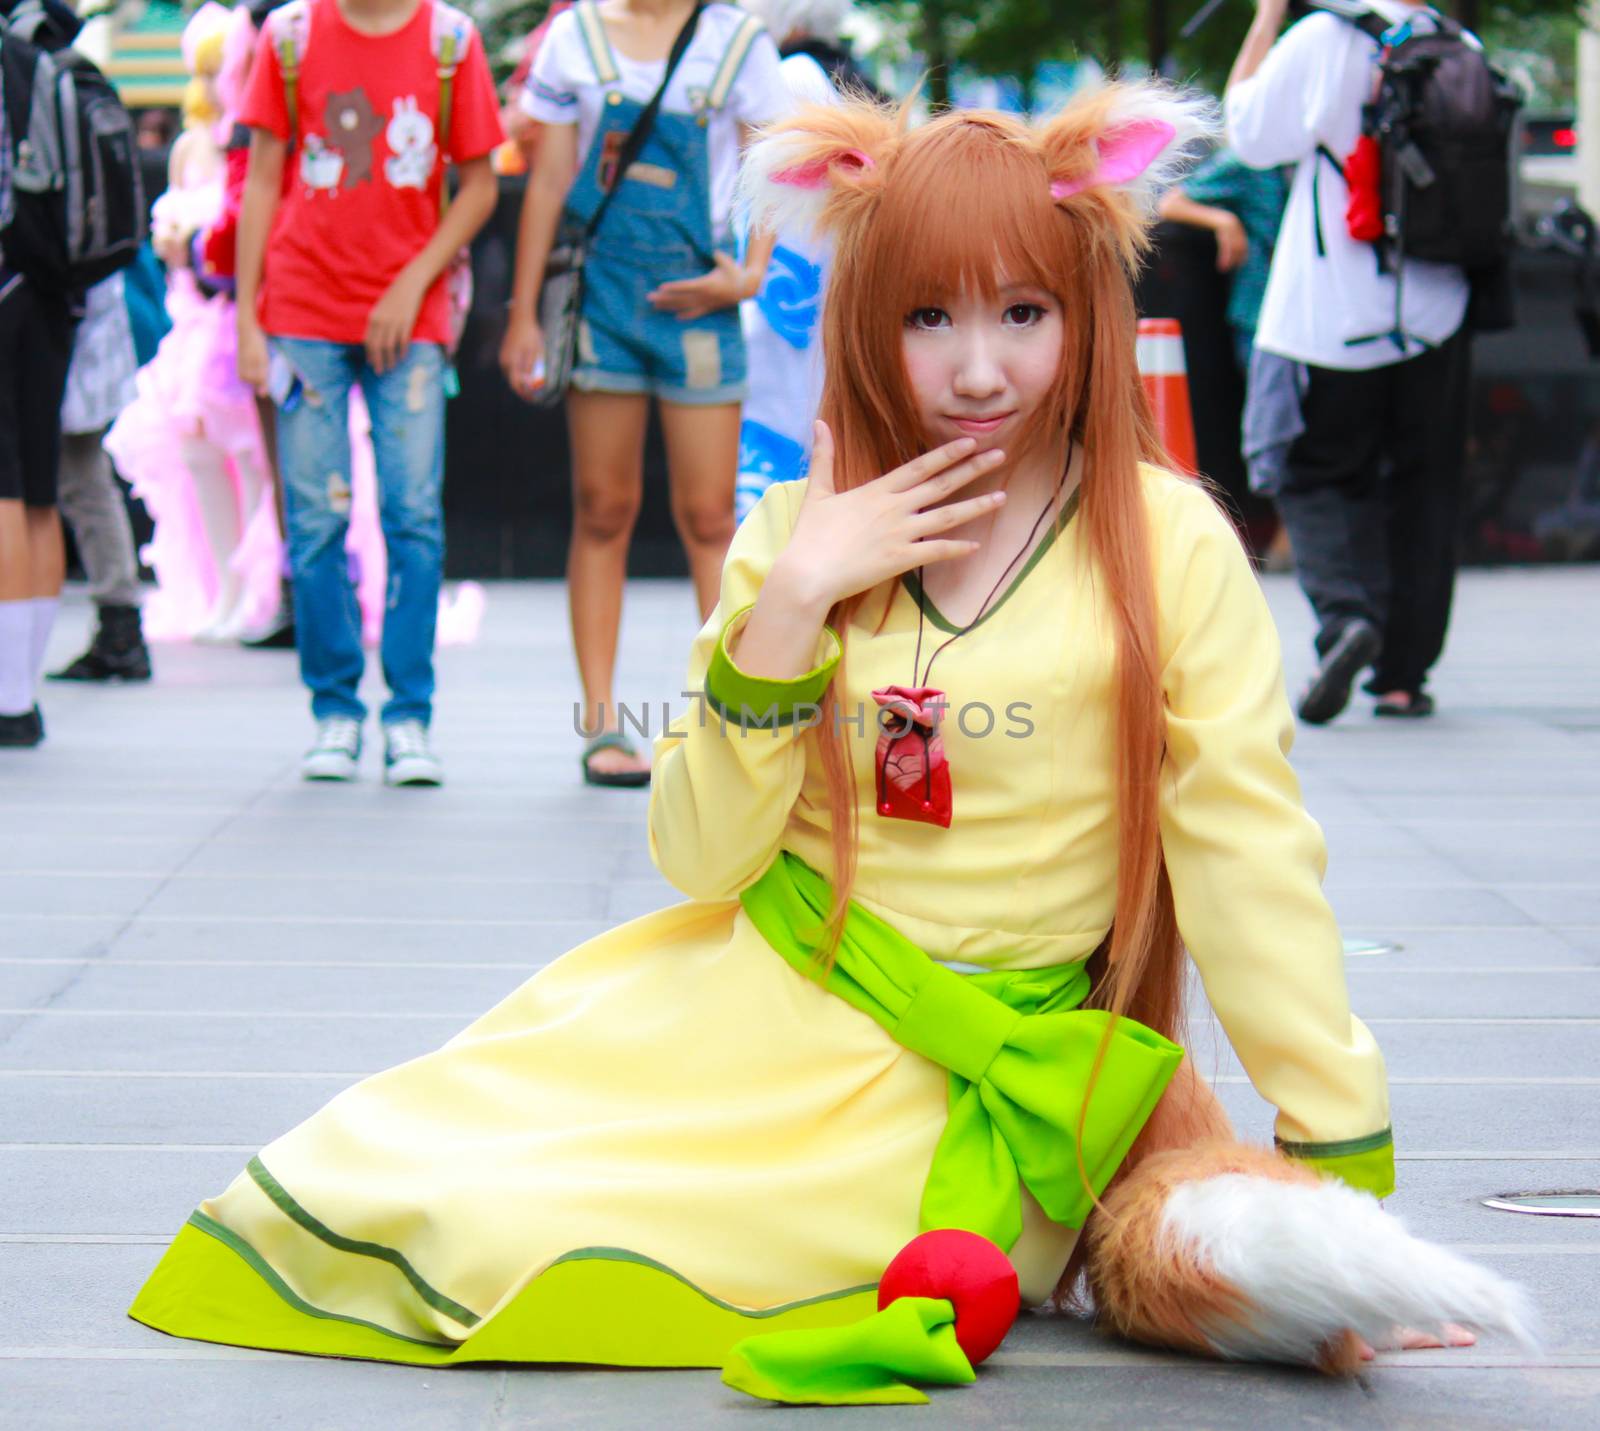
[902,487,1080,636]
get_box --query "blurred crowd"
[0,0,1529,775]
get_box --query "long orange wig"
[739,81,1216,1112]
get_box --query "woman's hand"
[153,227,191,269]
[237,315,270,397]
[1354,1324,1477,1361]
[500,311,546,401]
[366,267,428,375]
[1211,211,1250,272]
[647,252,761,320]
[765,420,1008,618]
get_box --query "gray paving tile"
[181,834,633,883]
[1334,969,1600,1019]
[99,917,613,966]
[9,573,1599,1430]
[0,920,129,961]
[1338,928,1598,968]
[1185,1020,1600,1083]
[1503,886,1600,926]
[4,1357,500,1431]
[1378,1157,1600,1246]
[11,835,200,872]
[0,875,167,919]
[1321,854,1474,888]
[1,1148,261,1235]
[0,805,227,841]
[11,960,539,1018]
[0,1010,462,1073]
[1214,1082,1600,1157]
[132,873,607,923]
[1326,884,1535,929]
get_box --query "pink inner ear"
[772,147,875,189]
[1050,118,1177,200]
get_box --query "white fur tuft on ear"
[735,127,849,241]
[1069,82,1221,213]
[735,103,898,241]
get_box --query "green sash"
[726,854,1184,1405]
[739,853,1184,1253]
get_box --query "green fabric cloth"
[740,852,1185,1251]
[722,1296,973,1406]
[727,853,1183,1407]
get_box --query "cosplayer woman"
[130,85,1529,1391]
[501,0,788,787]
[106,2,273,643]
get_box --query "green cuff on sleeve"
[703,605,842,729]
[1278,1127,1395,1199]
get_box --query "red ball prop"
[876,1229,1020,1366]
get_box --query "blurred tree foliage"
[859,0,1582,108]
[463,1,1582,109]
[469,0,551,80]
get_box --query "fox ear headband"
[738,80,1218,243]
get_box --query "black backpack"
[0,1,143,292]
[1351,7,1521,270]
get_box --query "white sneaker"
[301,716,362,781]
[384,720,442,787]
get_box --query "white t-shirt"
[1225,2,1469,370]
[737,51,837,519]
[522,2,788,234]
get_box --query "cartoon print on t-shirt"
[324,86,384,189]
[384,97,437,190]
[299,133,344,191]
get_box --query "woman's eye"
[1004,303,1046,326]
[906,307,950,330]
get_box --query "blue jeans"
[273,339,444,727]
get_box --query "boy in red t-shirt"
[236,0,503,786]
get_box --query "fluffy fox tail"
[1087,1141,1539,1373]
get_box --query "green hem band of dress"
[1278,1127,1396,1198]
[739,851,1185,1249]
[128,1215,879,1367]
[128,851,1184,1368]
[702,605,842,728]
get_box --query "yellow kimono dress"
[129,467,1393,1366]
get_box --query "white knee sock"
[27,596,59,680]
[0,600,35,716]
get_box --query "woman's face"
[900,278,1064,454]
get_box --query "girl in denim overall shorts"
[505,1,787,786]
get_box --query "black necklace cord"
[912,440,1076,691]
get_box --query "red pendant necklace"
[872,444,1075,829]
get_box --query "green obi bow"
[740,853,1184,1254]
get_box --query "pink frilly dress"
[106,183,484,646]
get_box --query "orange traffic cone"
[1135,317,1198,475]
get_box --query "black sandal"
[1374,691,1435,719]
[581,731,652,788]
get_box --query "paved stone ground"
[3,567,1598,1430]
